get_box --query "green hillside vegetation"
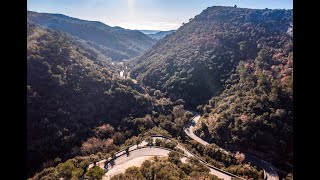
[130,6,292,108]
[27,22,155,176]
[197,46,293,168]
[30,108,262,179]
[27,5,293,180]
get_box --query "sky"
[27,0,293,31]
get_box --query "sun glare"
[128,0,135,18]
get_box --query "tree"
[124,167,145,179]
[176,99,185,105]
[110,173,125,180]
[209,99,215,107]
[235,151,246,164]
[81,138,100,155]
[168,151,181,164]
[197,105,203,113]
[56,161,75,179]
[85,166,105,180]
[184,111,193,120]
[154,90,162,99]
[172,105,185,118]
[180,163,192,174]
[203,105,212,113]
[143,115,154,129]
[79,159,90,170]
[54,157,61,164]
[71,168,84,180]
[55,160,84,179]
[163,140,177,150]
[140,160,154,180]
[226,164,259,179]
[112,132,125,145]
[81,138,114,155]
[155,139,163,146]
[145,137,153,147]
[94,124,114,139]
[152,161,181,179]
[136,137,142,148]
[30,167,59,180]
[110,151,116,160]
[200,121,209,137]
[131,136,142,149]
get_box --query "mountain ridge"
[148,30,177,40]
[28,10,156,61]
[130,6,292,107]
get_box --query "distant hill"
[27,11,156,61]
[139,30,161,35]
[148,30,176,40]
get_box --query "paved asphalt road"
[105,147,170,179]
[103,139,233,180]
[184,115,209,146]
[91,113,278,180]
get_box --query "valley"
[27,5,293,180]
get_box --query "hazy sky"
[27,0,293,31]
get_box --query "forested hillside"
[28,11,156,61]
[131,6,292,108]
[27,5,293,180]
[130,6,293,175]
[197,41,293,170]
[27,23,155,176]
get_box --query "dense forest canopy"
[130,5,293,176]
[27,5,293,180]
[197,42,293,168]
[27,22,156,176]
[130,6,292,108]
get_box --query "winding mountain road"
[185,114,279,180]
[184,115,209,146]
[104,147,170,179]
[101,137,235,180]
[90,113,278,180]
